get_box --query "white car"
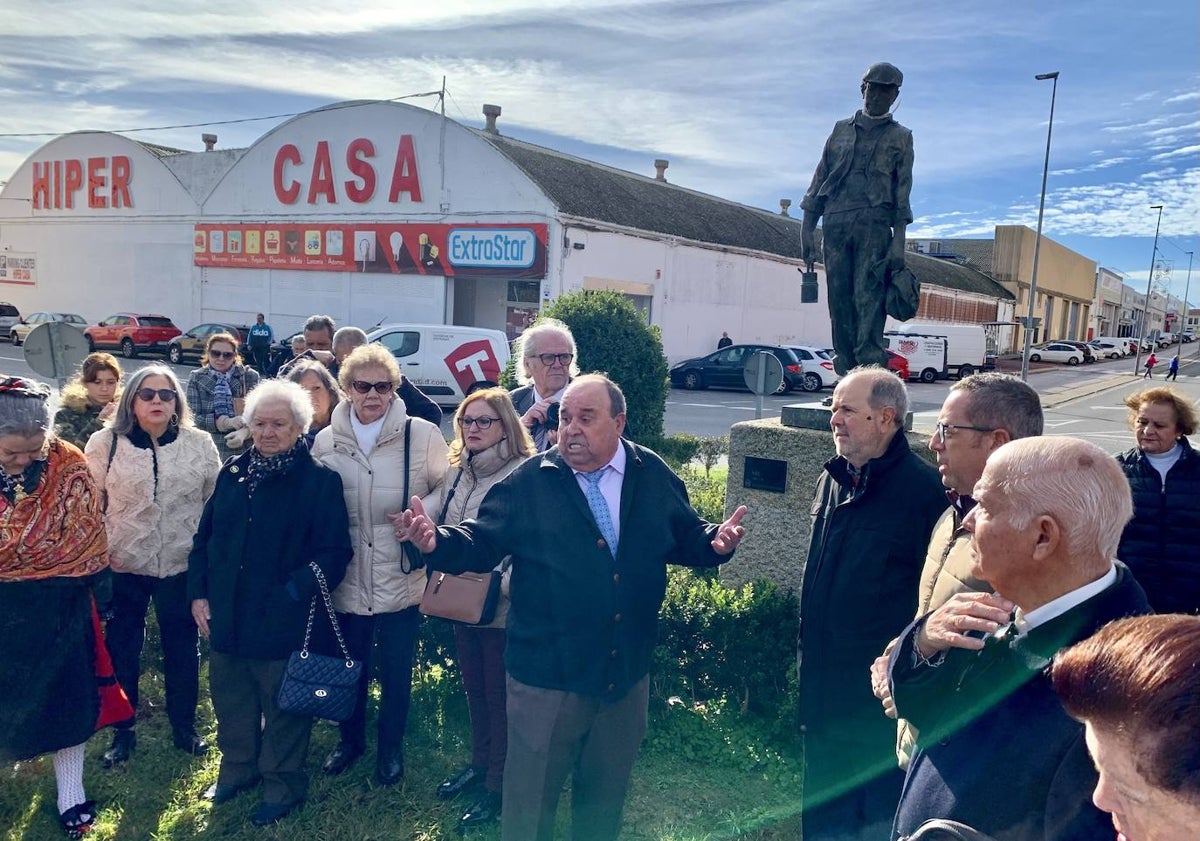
[787,345,841,392]
[1088,340,1126,360]
[9,311,88,345]
[1029,342,1084,365]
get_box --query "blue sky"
[2,0,1197,303]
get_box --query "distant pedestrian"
[717,331,733,349]
[1143,352,1157,379]
[1166,354,1180,381]
[247,314,274,373]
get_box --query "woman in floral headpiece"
[0,376,132,839]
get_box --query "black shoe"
[375,751,404,786]
[59,800,97,840]
[250,800,299,827]
[203,779,259,805]
[321,742,363,776]
[101,729,136,768]
[458,790,502,831]
[438,765,484,800]
[173,730,209,757]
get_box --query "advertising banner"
[194,222,548,279]
[0,252,37,286]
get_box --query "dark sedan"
[669,344,803,395]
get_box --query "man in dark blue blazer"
[402,374,748,841]
[887,437,1151,841]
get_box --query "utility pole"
[1020,72,1059,382]
[1133,204,1164,374]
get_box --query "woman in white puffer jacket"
[310,343,448,786]
[85,365,220,769]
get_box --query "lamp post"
[1133,205,1164,374]
[1181,251,1194,360]
[1020,71,1060,382]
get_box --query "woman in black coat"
[188,379,352,827]
[1115,386,1200,614]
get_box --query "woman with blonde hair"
[419,388,534,830]
[86,365,221,768]
[311,343,448,785]
[53,352,122,450]
[185,332,260,461]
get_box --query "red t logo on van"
[445,340,501,392]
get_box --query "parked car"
[669,344,804,395]
[1182,331,1195,343]
[9,311,88,345]
[1029,342,1084,365]
[1088,340,1126,360]
[167,322,251,365]
[84,313,181,358]
[785,345,841,392]
[1059,341,1096,363]
[0,302,21,339]
[885,349,911,379]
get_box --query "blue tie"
[582,468,618,558]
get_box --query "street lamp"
[1020,71,1060,382]
[1133,205,1164,374]
[1181,250,1194,360]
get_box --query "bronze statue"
[801,62,914,375]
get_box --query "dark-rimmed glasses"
[136,388,177,403]
[208,350,235,360]
[458,416,500,430]
[351,380,393,395]
[533,353,573,367]
[935,421,996,440]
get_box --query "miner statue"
[801,62,915,375]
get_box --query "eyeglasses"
[209,350,235,360]
[533,353,573,367]
[934,421,996,440]
[458,416,500,430]
[136,388,177,403]
[351,380,393,395]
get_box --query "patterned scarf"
[0,458,46,505]
[246,440,303,498]
[212,368,235,419]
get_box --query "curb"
[1039,374,1136,409]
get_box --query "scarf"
[0,440,109,581]
[212,368,235,419]
[246,440,303,498]
[0,458,46,505]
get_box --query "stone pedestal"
[719,399,925,595]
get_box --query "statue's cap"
[862,62,903,87]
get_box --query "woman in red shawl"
[0,376,131,839]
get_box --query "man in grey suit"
[509,318,577,450]
[401,374,748,841]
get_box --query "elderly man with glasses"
[509,318,578,451]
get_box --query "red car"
[85,313,181,358]
[885,349,910,380]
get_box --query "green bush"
[651,432,702,469]
[654,568,798,720]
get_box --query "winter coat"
[420,442,528,628]
[185,364,261,462]
[187,447,353,659]
[53,386,117,451]
[312,400,448,615]
[86,425,220,578]
[1115,437,1200,613]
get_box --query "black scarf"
[246,440,303,497]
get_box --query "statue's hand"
[800,230,816,265]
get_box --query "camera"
[545,402,560,431]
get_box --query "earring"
[170,413,179,427]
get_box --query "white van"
[885,333,949,383]
[367,323,510,407]
[887,321,989,379]
[1090,337,1128,359]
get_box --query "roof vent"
[654,159,669,182]
[780,199,792,217]
[483,104,502,135]
[201,133,218,151]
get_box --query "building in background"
[1093,267,1125,339]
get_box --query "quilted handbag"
[277,562,362,722]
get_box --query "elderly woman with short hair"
[86,365,221,768]
[311,343,448,785]
[185,331,261,461]
[188,379,352,826]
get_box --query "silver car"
[9,311,88,346]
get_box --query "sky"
[1,0,1198,305]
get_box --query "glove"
[224,427,252,449]
[216,414,247,432]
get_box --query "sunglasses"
[458,416,500,430]
[136,388,177,403]
[351,380,393,395]
[534,353,573,367]
[209,350,236,360]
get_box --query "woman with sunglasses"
[311,343,448,785]
[419,388,534,830]
[185,332,261,462]
[52,352,123,450]
[85,365,221,768]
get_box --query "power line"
[0,90,444,139]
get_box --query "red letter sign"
[387,135,423,204]
[274,144,302,204]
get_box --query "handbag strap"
[436,464,466,526]
[300,561,354,665]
